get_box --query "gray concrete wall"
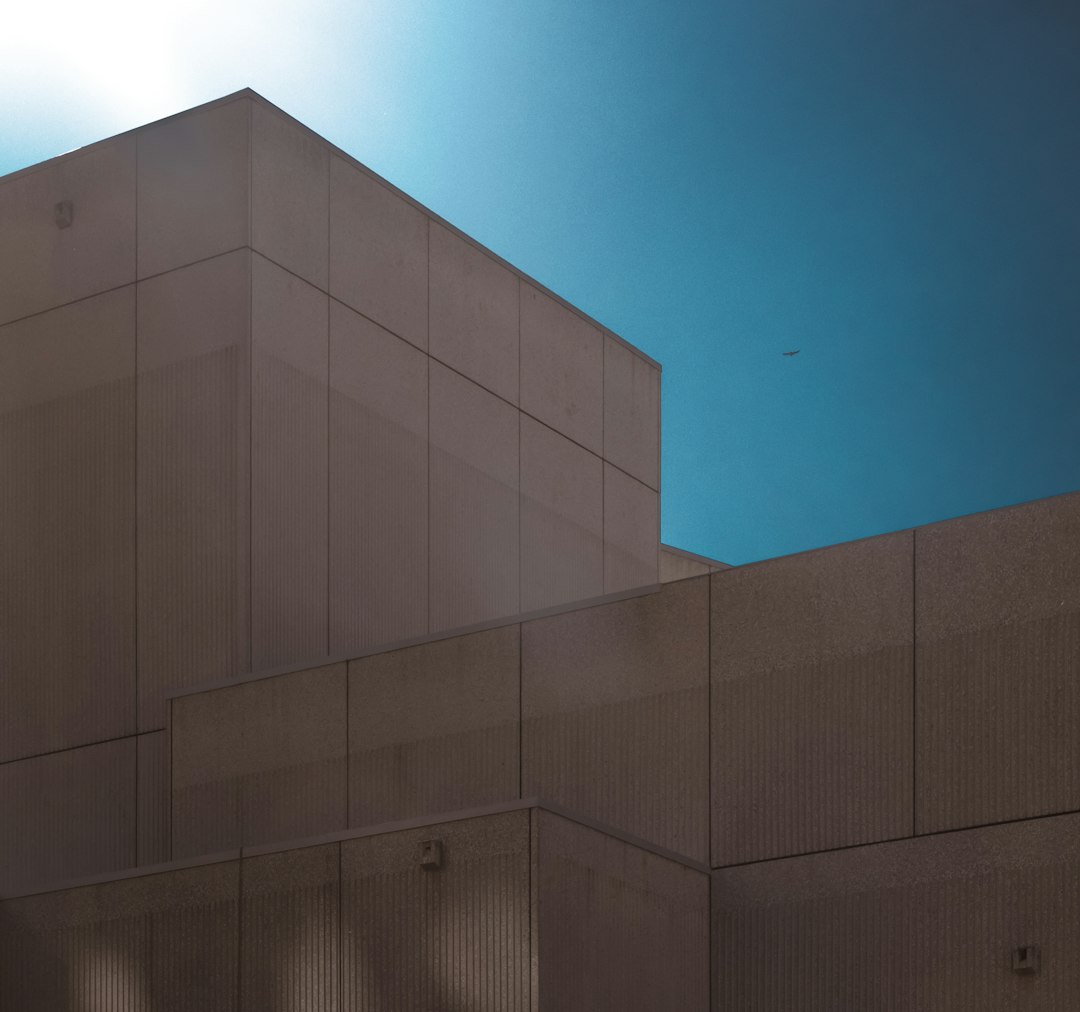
[3,807,702,1010]
[0,91,661,892]
[714,811,1080,1009]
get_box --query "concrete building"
[1,90,1077,1009]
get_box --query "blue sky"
[3,0,1078,564]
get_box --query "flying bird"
[782,349,800,357]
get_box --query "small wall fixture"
[419,839,443,870]
[54,200,74,229]
[1012,945,1040,975]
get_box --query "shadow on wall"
[0,905,69,1008]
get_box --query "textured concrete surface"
[0,861,239,1010]
[521,415,604,612]
[523,577,709,861]
[330,154,429,351]
[659,543,729,583]
[714,811,1080,1009]
[341,811,531,1010]
[348,626,520,827]
[250,253,329,670]
[536,810,709,1011]
[520,283,604,454]
[916,493,1080,832]
[172,663,347,857]
[603,463,659,592]
[429,361,520,628]
[711,532,914,866]
[137,97,250,278]
[603,334,660,491]
[136,250,251,730]
[430,220,520,403]
[251,100,329,288]
[0,288,136,761]
[329,299,429,652]
[241,844,339,1012]
[0,738,136,895]
[0,135,135,326]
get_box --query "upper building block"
[0,90,662,760]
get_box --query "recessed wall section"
[0,288,136,761]
[916,493,1080,833]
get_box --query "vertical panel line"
[912,528,918,837]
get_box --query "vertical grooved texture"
[536,810,709,1011]
[341,812,530,1010]
[916,494,1080,833]
[711,532,914,866]
[0,289,136,761]
[137,730,171,867]
[137,251,251,729]
[523,578,710,861]
[713,811,1080,1009]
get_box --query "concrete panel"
[0,136,136,325]
[0,861,239,1011]
[916,493,1080,833]
[0,738,135,895]
[341,811,530,1010]
[171,663,346,858]
[251,101,329,288]
[251,254,328,670]
[520,415,603,612]
[522,578,709,861]
[0,287,136,761]
[603,335,659,490]
[660,544,728,582]
[520,284,603,453]
[711,532,915,866]
[137,97,250,278]
[429,222,519,403]
[603,463,659,593]
[329,300,428,654]
[535,810,709,1012]
[137,730,170,867]
[429,361,519,630]
[241,844,339,1012]
[137,250,250,730]
[714,811,1080,1010]
[329,156,428,350]
[348,626,520,828]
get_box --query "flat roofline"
[0,88,661,372]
